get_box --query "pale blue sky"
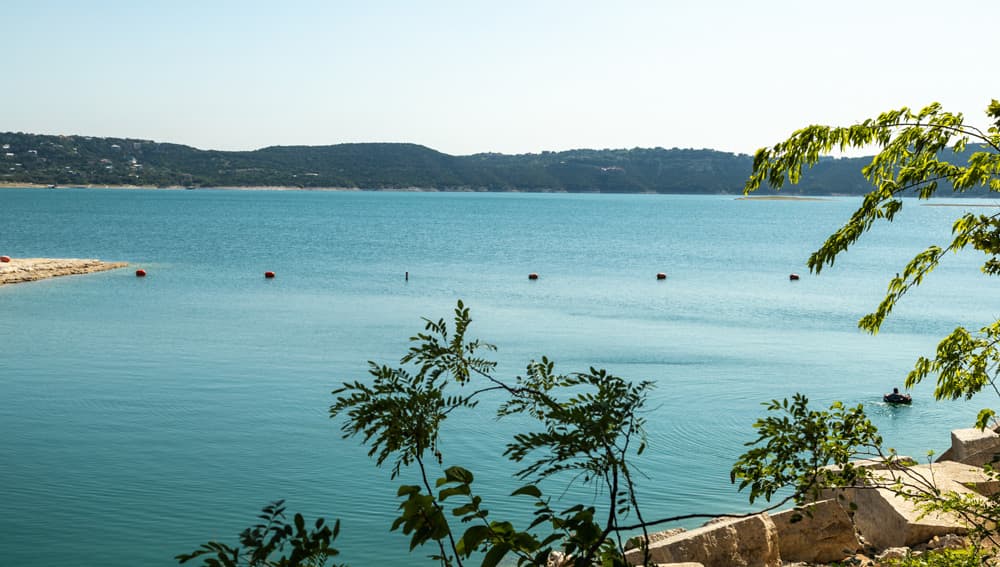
[4,0,998,155]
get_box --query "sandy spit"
[0,258,129,285]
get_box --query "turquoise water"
[1,188,997,565]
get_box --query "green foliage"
[746,100,1000,423]
[500,361,652,513]
[176,500,344,567]
[329,301,493,479]
[329,301,662,566]
[877,547,988,567]
[739,99,1000,550]
[732,394,882,505]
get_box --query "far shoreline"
[2,183,998,203]
[735,195,831,201]
[0,183,839,196]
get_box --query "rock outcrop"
[946,427,1000,467]
[771,499,860,563]
[827,460,994,549]
[624,514,779,567]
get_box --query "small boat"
[884,392,912,404]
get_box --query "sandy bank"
[0,257,128,285]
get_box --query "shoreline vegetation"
[2,131,994,197]
[0,257,128,285]
[2,132,994,196]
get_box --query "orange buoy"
[789,273,800,280]
[528,273,539,280]
[264,271,275,278]
[656,272,667,280]
[135,269,147,277]
[0,256,10,263]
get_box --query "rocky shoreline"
[616,426,1000,566]
[0,257,128,285]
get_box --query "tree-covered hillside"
[1,131,975,195]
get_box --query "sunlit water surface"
[1,189,997,565]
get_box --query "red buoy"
[264,271,275,278]
[789,273,800,280]
[135,269,146,277]
[656,272,667,280]
[528,273,539,280]
[0,256,10,263]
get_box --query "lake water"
[1,188,997,565]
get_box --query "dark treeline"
[0,131,989,195]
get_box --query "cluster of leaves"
[746,100,1000,409]
[732,394,883,506]
[877,547,989,567]
[177,500,343,567]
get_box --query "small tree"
[329,301,655,566]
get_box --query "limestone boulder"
[771,499,860,563]
[948,427,1000,467]
[623,514,779,567]
[846,461,989,549]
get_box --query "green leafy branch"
[177,500,344,567]
[733,99,1000,554]
[746,99,1000,424]
[731,394,883,506]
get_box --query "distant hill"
[0,132,991,196]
